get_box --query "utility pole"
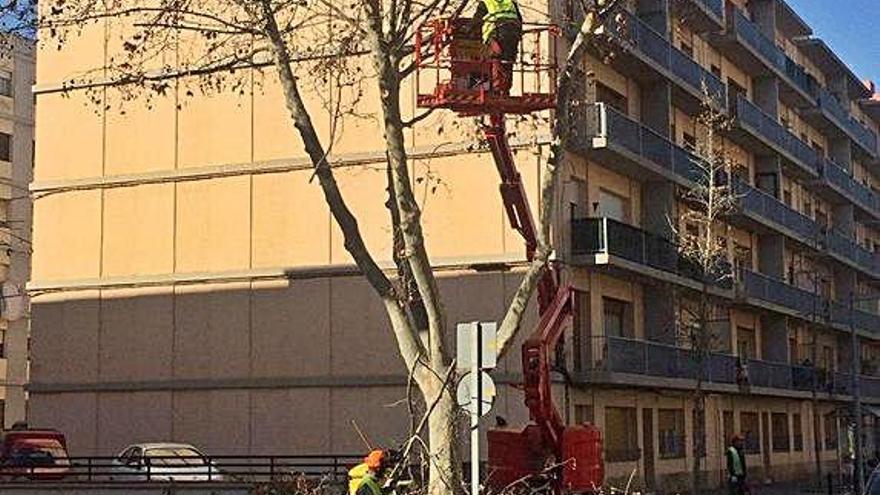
[850,293,864,494]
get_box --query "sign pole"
[471,322,482,495]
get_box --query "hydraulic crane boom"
[414,18,603,492]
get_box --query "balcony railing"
[734,179,821,242]
[620,10,725,102]
[829,301,880,334]
[739,269,820,317]
[820,159,880,215]
[570,217,715,283]
[700,0,724,20]
[582,103,704,184]
[728,9,816,99]
[590,336,880,397]
[816,87,880,155]
[734,95,820,174]
[825,230,880,276]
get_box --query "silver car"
[110,443,224,482]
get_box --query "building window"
[605,407,640,462]
[824,412,838,450]
[0,133,11,162]
[603,297,633,338]
[737,327,757,359]
[0,75,11,98]
[723,410,734,445]
[771,413,790,452]
[658,409,686,459]
[679,41,694,58]
[575,405,594,425]
[740,412,760,454]
[783,189,792,207]
[596,82,628,115]
[793,413,804,451]
[683,132,697,151]
[711,65,722,79]
[596,189,628,222]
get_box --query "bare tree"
[669,87,739,494]
[39,0,622,493]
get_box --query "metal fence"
[0,454,362,484]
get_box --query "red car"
[0,429,71,481]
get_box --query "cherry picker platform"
[415,16,604,494]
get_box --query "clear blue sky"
[787,0,880,86]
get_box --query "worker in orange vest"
[349,450,391,495]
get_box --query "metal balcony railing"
[570,217,710,282]
[590,336,880,398]
[728,9,784,71]
[825,230,880,276]
[739,269,820,317]
[728,9,816,99]
[820,159,880,214]
[816,87,880,155]
[585,103,705,184]
[620,10,725,102]
[734,179,821,242]
[700,0,724,20]
[829,300,880,334]
[734,95,820,174]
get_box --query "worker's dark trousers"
[488,21,522,95]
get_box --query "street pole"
[471,323,483,495]
[851,293,864,494]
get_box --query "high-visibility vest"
[349,463,383,495]
[727,446,744,477]
[481,0,520,42]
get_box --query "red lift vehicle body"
[415,17,604,494]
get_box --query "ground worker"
[726,434,748,495]
[349,449,391,495]
[472,0,522,94]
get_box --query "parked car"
[867,465,880,495]
[0,429,71,481]
[110,443,224,482]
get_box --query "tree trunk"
[692,282,709,494]
[425,380,463,495]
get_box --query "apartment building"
[27,0,878,493]
[0,36,34,430]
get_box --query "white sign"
[456,322,497,372]
[456,371,496,417]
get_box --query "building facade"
[29,0,879,493]
[0,35,34,430]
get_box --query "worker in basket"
[349,449,396,495]
[471,0,523,95]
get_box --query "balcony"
[824,231,880,278]
[571,217,704,276]
[738,269,821,318]
[732,95,820,177]
[610,10,726,111]
[584,336,880,398]
[819,89,879,158]
[671,0,724,32]
[573,103,703,185]
[734,179,822,245]
[817,159,880,219]
[711,8,815,107]
[829,301,880,335]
